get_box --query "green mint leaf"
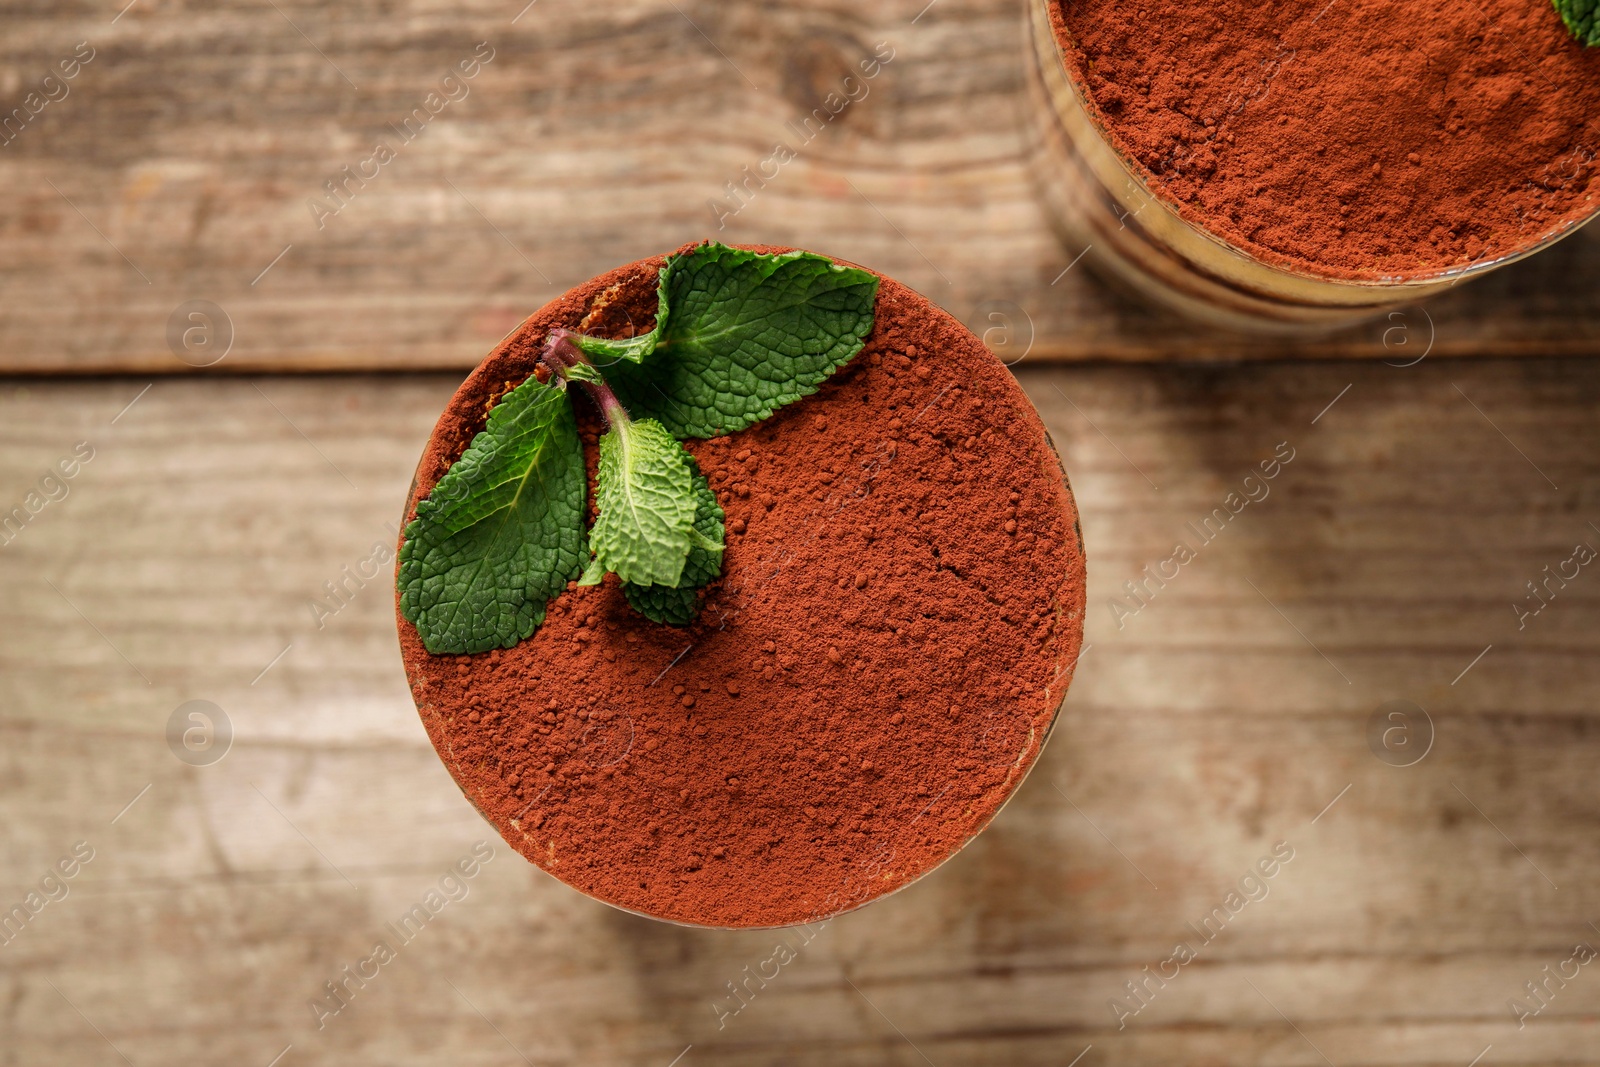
[624,462,725,625]
[399,377,586,654]
[591,416,697,586]
[576,551,606,587]
[1555,0,1599,44]
[686,525,723,554]
[561,360,605,385]
[599,243,878,439]
[569,330,661,367]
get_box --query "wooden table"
[6,1,1600,1064]
[1,0,1598,375]
[4,358,1599,1066]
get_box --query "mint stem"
[541,328,629,426]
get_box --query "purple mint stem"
[541,328,628,425]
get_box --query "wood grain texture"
[0,0,1598,375]
[2,361,1599,1064]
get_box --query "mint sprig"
[1555,0,1598,45]
[399,243,878,654]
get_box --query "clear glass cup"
[1024,0,1600,334]
[398,267,1086,929]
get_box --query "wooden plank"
[3,360,1600,1063]
[1,0,1598,375]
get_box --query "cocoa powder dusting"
[397,245,1087,928]
[1054,0,1600,278]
